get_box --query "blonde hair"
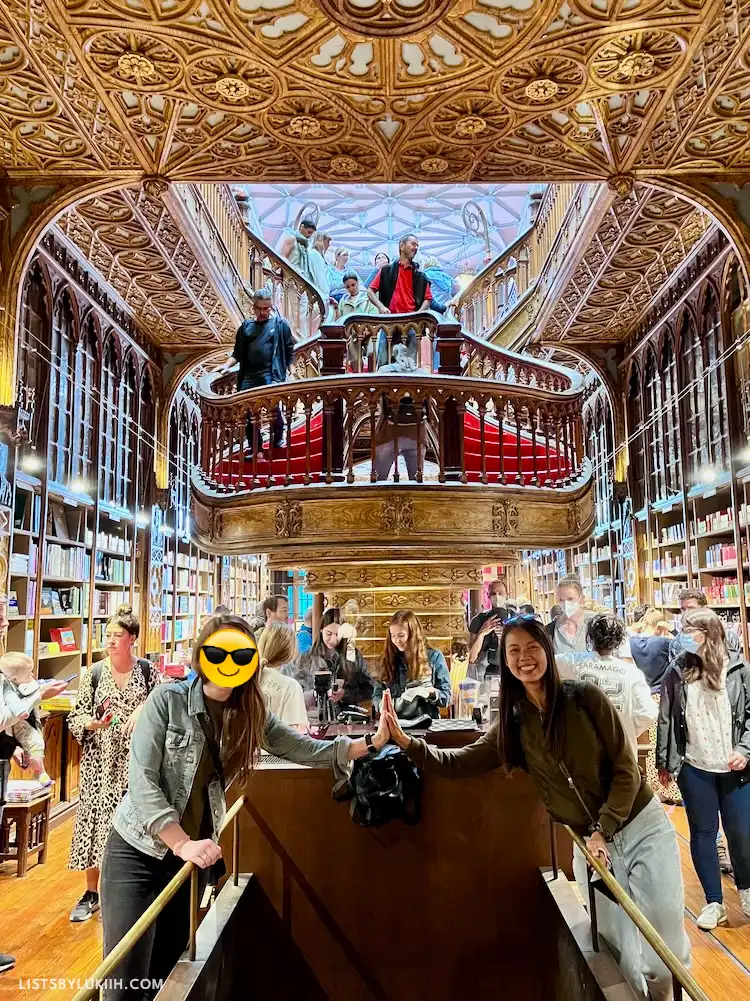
[258,622,297,669]
[334,246,350,264]
[107,603,140,639]
[313,232,330,254]
[0,651,34,682]
[633,607,673,636]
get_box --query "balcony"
[190,314,593,561]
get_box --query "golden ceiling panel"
[0,0,745,182]
[541,185,714,344]
[55,188,236,345]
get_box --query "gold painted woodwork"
[0,0,747,185]
[190,481,595,558]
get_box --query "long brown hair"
[498,618,566,770]
[681,608,728,692]
[192,614,267,787]
[377,610,430,684]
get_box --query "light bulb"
[20,452,44,474]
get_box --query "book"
[50,627,76,652]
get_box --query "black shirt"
[233,316,294,389]
[468,607,512,673]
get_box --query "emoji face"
[198,627,259,688]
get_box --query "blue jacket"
[113,676,353,859]
[297,624,313,655]
[372,647,452,718]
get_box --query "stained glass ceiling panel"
[239,183,539,276]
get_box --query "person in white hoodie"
[556,612,657,754]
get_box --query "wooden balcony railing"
[456,183,599,341]
[194,366,586,495]
[177,183,326,341]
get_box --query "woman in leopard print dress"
[67,606,160,922]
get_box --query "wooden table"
[0,791,52,876]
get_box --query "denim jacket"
[372,647,452,717]
[113,676,353,859]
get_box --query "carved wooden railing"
[194,371,586,495]
[178,183,326,341]
[456,183,599,341]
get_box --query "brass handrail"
[564,826,711,1001]
[70,795,247,1001]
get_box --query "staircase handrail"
[455,183,599,344]
[178,183,327,341]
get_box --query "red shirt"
[370,263,432,313]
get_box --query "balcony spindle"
[370,400,378,483]
[251,407,258,488]
[515,407,524,486]
[416,404,424,484]
[304,404,312,485]
[392,396,400,484]
[438,403,446,484]
[265,406,275,489]
[285,404,293,486]
[531,407,540,487]
[554,412,562,486]
[237,416,246,490]
[480,401,487,486]
[324,403,333,485]
[498,398,506,485]
[562,412,572,487]
[346,401,355,485]
[544,410,553,486]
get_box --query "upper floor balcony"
[190,313,594,561]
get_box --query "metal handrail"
[71,795,247,1001]
[563,826,711,1001]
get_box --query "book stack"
[44,545,88,580]
[5,781,52,803]
[39,691,77,712]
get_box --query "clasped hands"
[374,690,412,751]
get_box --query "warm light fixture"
[69,477,89,494]
[159,524,174,536]
[697,468,717,485]
[20,451,44,474]
[136,510,150,528]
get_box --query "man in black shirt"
[467,579,513,677]
[221,289,295,453]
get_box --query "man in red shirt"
[367,234,432,314]
[367,234,432,368]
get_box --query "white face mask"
[563,600,580,619]
[490,594,506,608]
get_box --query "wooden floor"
[0,810,748,1000]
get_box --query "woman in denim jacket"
[372,610,451,719]
[100,614,389,1001]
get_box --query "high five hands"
[379,690,411,751]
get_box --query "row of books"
[10,544,38,576]
[86,529,131,555]
[95,553,131,584]
[703,541,748,568]
[161,595,216,617]
[44,545,89,580]
[163,566,196,592]
[161,617,195,643]
[7,582,36,618]
[41,586,82,615]
[82,621,107,652]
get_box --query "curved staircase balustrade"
[193,371,586,495]
[179,183,327,342]
[455,183,599,344]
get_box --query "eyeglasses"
[202,645,258,667]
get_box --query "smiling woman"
[98,612,390,1001]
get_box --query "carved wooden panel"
[0,1,745,182]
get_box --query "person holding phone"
[468,579,512,677]
[381,616,689,1001]
[67,605,161,923]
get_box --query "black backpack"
[91,658,152,701]
[336,745,421,827]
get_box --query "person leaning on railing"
[381,615,690,1001]
[99,612,390,1001]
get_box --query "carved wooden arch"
[77,304,104,360]
[720,253,746,331]
[22,256,53,327]
[121,348,141,386]
[52,283,81,345]
[656,321,677,372]
[673,300,701,377]
[101,327,123,377]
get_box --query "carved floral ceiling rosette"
[185,54,279,114]
[428,92,513,147]
[589,30,686,92]
[84,30,184,92]
[306,140,383,179]
[262,93,349,146]
[396,138,473,181]
[496,55,587,113]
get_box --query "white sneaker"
[739,888,750,919]
[696,902,727,930]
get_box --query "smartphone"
[95,696,112,720]
[61,674,77,684]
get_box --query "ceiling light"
[697,468,717,485]
[69,477,89,493]
[136,511,150,528]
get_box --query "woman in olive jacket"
[381,616,689,1001]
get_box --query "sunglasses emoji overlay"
[198,627,259,689]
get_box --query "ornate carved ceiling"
[54,186,236,346]
[539,183,715,344]
[0,0,749,183]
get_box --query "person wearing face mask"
[657,607,750,930]
[468,579,514,678]
[372,610,451,718]
[547,576,593,656]
[670,588,742,660]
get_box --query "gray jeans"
[374,438,425,481]
[573,798,690,1001]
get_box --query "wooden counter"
[233,740,573,1001]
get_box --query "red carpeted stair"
[208,407,569,488]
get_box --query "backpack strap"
[90,658,152,702]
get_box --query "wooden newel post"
[436,320,463,376]
[442,396,462,481]
[320,322,347,376]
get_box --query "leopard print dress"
[67,659,161,871]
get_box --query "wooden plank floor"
[0,810,748,999]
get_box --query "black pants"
[240,374,284,453]
[100,829,208,1001]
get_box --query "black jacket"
[657,654,750,779]
[233,315,294,389]
[289,647,374,706]
[376,261,429,312]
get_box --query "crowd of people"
[1,574,749,998]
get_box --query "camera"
[313,670,335,723]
